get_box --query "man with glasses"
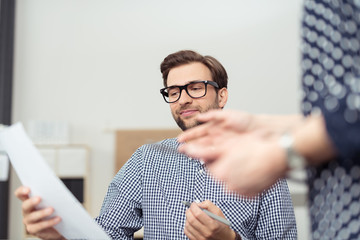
[15,50,297,239]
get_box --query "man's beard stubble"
[173,100,220,131]
[175,118,202,131]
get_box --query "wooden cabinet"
[115,129,181,173]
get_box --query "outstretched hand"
[178,110,289,196]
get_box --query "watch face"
[279,133,306,170]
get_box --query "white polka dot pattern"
[302,1,360,239]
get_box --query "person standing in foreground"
[15,50,297,239]
[178,1,360,239]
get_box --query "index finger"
[14,186,31,201]
[197,200,219,213]
[188,202,215,226]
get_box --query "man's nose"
[178,89,192,105]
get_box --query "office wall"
[9,0,307,238]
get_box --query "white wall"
[9,0,309,239]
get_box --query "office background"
[6,0,308,238]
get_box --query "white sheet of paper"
[0,154,9,181]
[0,123,110,239]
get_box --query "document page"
[0,123,110,239]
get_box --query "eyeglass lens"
[166,82,207,102]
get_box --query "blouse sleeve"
[300,0,360,162]
[322,97,360,161]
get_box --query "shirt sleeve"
[95,148,144,239]
[255,179,298,239]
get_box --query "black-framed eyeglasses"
[160,80,219,103]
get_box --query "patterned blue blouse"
[95,138,297,239]
[301,0,360,239]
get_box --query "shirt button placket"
[192,158,205,203]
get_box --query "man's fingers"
[25,216,61,235]
[190,202,217,228]
[14,186,31,201]
[197,200,222,217]
[185,206,206,239]
[22,196,41,215]
[24,206,54,224]
[185,204,210,235]
[184,220,198,240]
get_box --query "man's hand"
[14,186,65,240]
[184,200,237,240]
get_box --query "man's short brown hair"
[160,50,228,89]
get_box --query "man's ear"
[217,88,228,108]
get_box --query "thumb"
[198,200,224,217]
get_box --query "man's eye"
[169,91,179,97]
[191,87,201,91]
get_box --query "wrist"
[292,114,336,165]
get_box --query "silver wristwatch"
[279,133,306,170]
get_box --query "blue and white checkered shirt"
[95,138,297,239]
